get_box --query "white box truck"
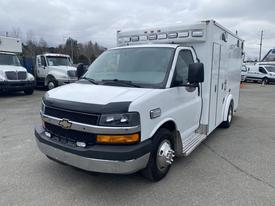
[34,53,77,90]
[35,20,244,181]
[0,36,35,94]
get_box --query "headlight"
[0,71,6,81]
[0,75,5,81]
[27,73,35,81]
[99,112,140,127]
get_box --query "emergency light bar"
[117,23,207,46]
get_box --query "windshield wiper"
[81,77,98,85]
[101,79,141,88]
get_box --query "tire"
[47,78,57,90]
[141,128,175,181]
[24,88,34,95]
[221,102,233,128]
[262,77,269,84]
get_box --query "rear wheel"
[221,102,233,128]
[141,128,175,181]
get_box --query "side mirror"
[77,63,87,79]
[188,63,204,84]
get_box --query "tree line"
[23,37,106,64]
[4,28,106,64]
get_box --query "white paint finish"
[244,64,275,81]
[208,43,221,132]
[35,53,76,86]
[0,36,22,53]
[0,65,27,72]
[47,83,154,105]
[42,20,243,158]
[129,87,201,142]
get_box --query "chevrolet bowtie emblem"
[58,119,72,129]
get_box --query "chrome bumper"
[36,139,150,174]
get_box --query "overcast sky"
[0,0,274,59]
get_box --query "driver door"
[36,55,47,78]
[168,48,202,140]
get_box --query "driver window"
[174,50,194,84]
[41,56,47,67]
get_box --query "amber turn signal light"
[96,133,140,143]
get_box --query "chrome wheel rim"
[156,139,175,172]
[48,82,55,90]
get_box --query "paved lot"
[0,84,274,206]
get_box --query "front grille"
[45,122,96,146]
[5,71,27,80]
[5,71,17,80]
[44,106,99,125]
[18,71,27,80]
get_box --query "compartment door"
[208,43,221,133]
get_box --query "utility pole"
[259,30,263,62]
[70,38,73,63]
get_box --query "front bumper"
[35,126,152,174]
[0,80,35,92]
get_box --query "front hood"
[46,82,154,105]
[48,65,76,72]
[0,65,27,72]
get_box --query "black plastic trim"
[43,94,131,114]
[0,81,35,92]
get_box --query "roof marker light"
[192,30,204,37]
[168,32,178,39]
[140,35,148,41]
[131,36,139,42]
[178,31,189,38]
[158,33,167,40]
[148,34,157,40]
[123,37,131,42]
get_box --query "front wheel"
[141,128,175,181]
[47,80,57,90]
[262,77,269,85]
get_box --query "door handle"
[214,85,217,92]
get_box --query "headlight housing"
[0,71,6,81]
[41,101,46,114]
[99,112,140,127]
[27,73,35,81]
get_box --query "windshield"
[0,53,21,66]
[46,56,72,66]
[264,66,275,73]
[84,47,174,88]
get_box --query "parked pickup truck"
[35,20,244,181]
[34,53,78,90]
[0,36,35,94]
